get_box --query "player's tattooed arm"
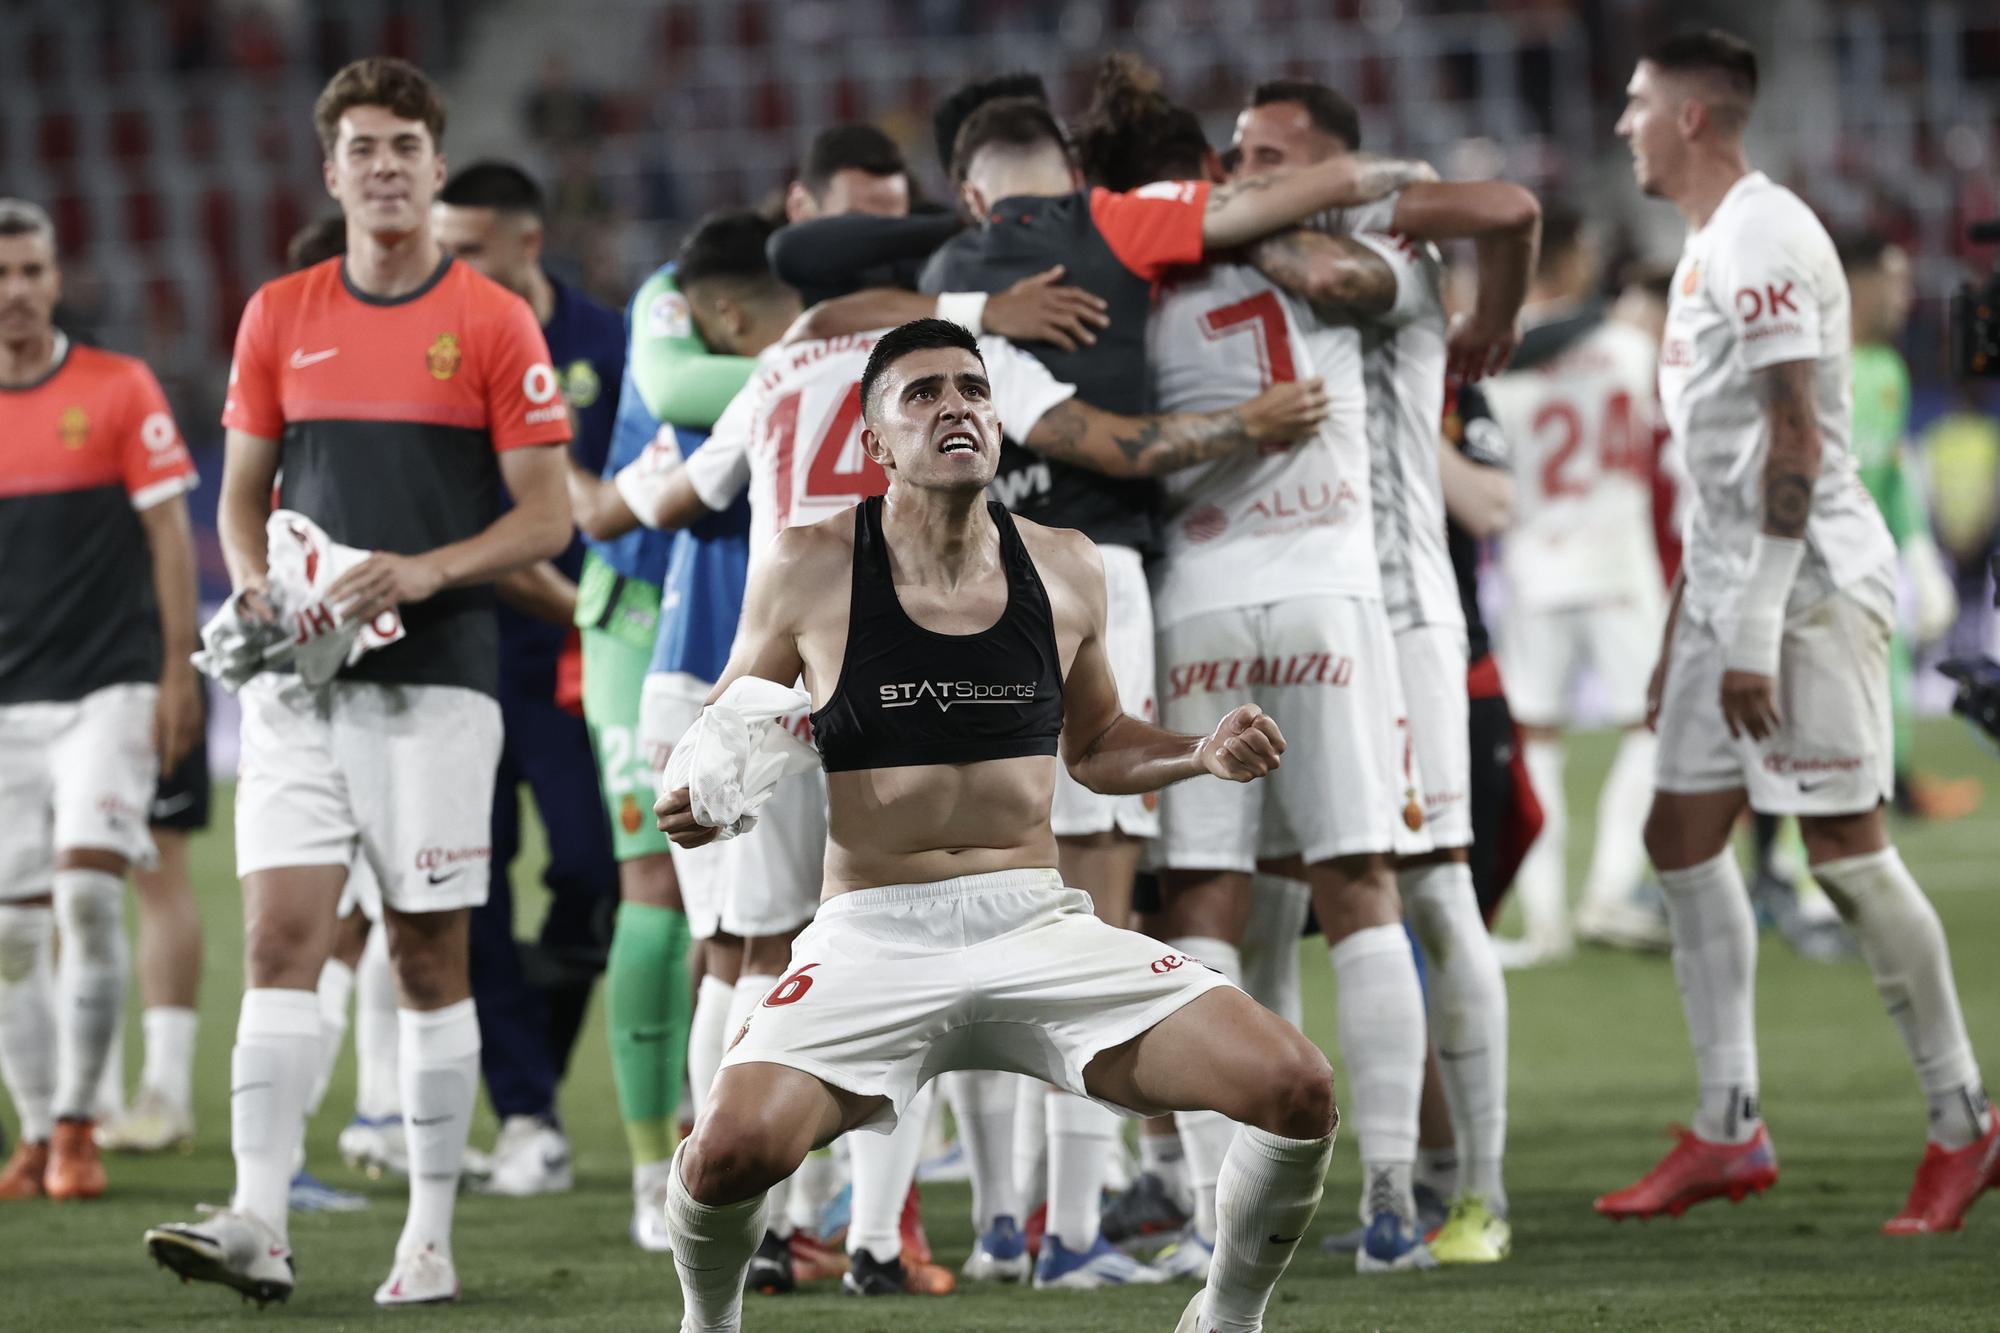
[1246,230,1397,317]
[1202,154,1435,250]
[1021,381,1329,479]
[1756,358,1821,539]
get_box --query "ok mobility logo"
[879,680,1038,712]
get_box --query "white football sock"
[1581,729,1657,909]
[667,1140,765,1332]
[1047,1090,1118,1249]
[0,905,57,1142]
[1204,1126,1334,1333]
[943,1068,1021,1230]
[140,1006,198,1113]
[92,1008,126,1121]
[1242,875,1310,1026]
[396,999,479,1260]
[52,869,126,1119]
[1658,850,1761,1143]
[686,974,735,1116]
[353,926,400,1119]
[1328,924,1424,1217]
[1515,738,1569,946]
[306,961,353,1119]
[848,1080,933,1261]
[1400,862,1509,1213]
[229,988,320,1239]
[1169,935,1244,1243]
[1138,1123,1191,1209]
[1012,1075,1048,1216]
[1813,848,1993,1149]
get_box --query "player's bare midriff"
[822,755,1062,894]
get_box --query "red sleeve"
[121,360,198,510]
[221,286,284,439]
[1088,181,1211,283]
[482,290,572,452]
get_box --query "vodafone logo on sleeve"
[522,362,568,424]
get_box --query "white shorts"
[712,762,826,939]
[335,850,384,925]
[719,868,1234,1131]
[1501,587,1666,727]
[1655,569,1895,816]
[1052,545,1158,840]
[1396,623,1471,852]
[0,683,159,899]
[1156,596,1419,870]
[235,677,502,914]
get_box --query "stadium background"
[3,0,1999,1327]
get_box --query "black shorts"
[151,678,212,835]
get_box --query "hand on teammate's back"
[1239,377,1331,449]
[984,265,1113,352]
[1445,310,1521,384]
[1719,669,1782,743]
[1197,704,1287,782]
[328,551,446,622]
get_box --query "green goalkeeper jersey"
[1851,343,1927,547]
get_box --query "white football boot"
[375,1242,459,1306]
[145,1206,295,1306]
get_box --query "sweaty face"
[862,346,1001,495]
[0,232,59,343]
[1230,101,1341,177]
[326,105,445,239]
[1615,62,1685,198]
[433,204,538,299]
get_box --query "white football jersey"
[1147,261,1375,628]
[1482,313,1665,610]
[1658,170,1893,631]
[1331,194,1462,636]
[671,331,1076,558]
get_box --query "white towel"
[661,677,820,840]
[191,589,292,693]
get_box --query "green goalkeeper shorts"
[583,624,670,863]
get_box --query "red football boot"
[788,1230,847,1282]
[1882,1117,2000,1235]
[897,1183,931,1263]
[1594,1125,1778,1219]
[1024,1201,1047,1257]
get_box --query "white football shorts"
[1655,566,1895,817]
[235,676,502,913]
[1052,544,1159,840]
[1396,622,1472,852]
[719,868,1234,1131]
[1500,583,1667,728]
[1157,595,1421,870]
[0,682,159,899]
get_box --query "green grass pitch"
[5,721,1997,1330]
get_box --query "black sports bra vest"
[812,498,1065,773]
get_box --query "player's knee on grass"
[1246,1028,1338,1142]
[683,1103,813,1206]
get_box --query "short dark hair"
[1537,199,1586,273]
[675,209,781,293]
[1836,229,1895,274]
[1643,29,1759,102]
[800,124,905,196]
[313,57,448,155]
[1248,78,1362,152]
[951,96,1069,184]
[1073,53,1209,191]
[0,198,55,247]
[438,161,546,220]
[932,72,1049,176]
[860,318,985,420]
[286,215,347,271]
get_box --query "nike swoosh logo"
[1798,777,1836,792]
[1439,1047,1487,1061]
[290,347,339,368]
[426,869,464,885]
[629,1030,668,1044]
[1269,1233,1303,1244]
[152,792,196,816]
[410,1114,451,1127]
[231,1082,274,1095]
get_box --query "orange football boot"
[1883,1117,2000,1234]
[0,1139,49,1199]
[45,1118,106,1200]
[1594,1124,1778,1219]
